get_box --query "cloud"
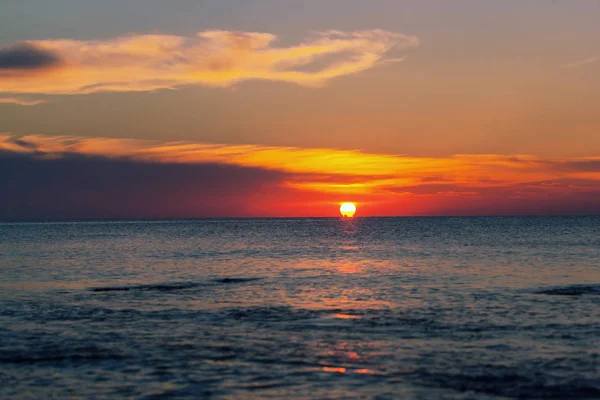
[0,134,542,185]
[0,43,60,71]
[0,30,419,95]
[0,150,286,220]
[1,134,599,218]
[547,159,600,173]
[563,56,599,69]
[2,134,599,183]
[2,133,599,189]
[0,97,46,106]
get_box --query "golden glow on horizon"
[340,203,357,218]
[1,134,599,217]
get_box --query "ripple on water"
[534,284,600,296]
[89,277,262,292]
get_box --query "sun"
[340,203,357,218]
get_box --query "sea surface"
[0,217,599,399]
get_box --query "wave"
[214,277,262,284]
[0,342,128,365]
[535,284,600,296]
[0,353,127,364]
[90,282,203,292]
[413,368,600,399]
[89,277,262,292]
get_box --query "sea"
[0,217,599,399]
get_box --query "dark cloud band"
[0,43,60,70]
[0,151,285,220]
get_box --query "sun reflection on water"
[333,313,361,320]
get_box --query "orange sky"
[1,1,599,218]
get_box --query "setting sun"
[340,203,357,218]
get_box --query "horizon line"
[1,214,599,224]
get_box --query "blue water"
[0,217,599,399]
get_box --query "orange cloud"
[2,134,599,200]
[0,97,46,106]
[1,134,599,217]
[0,30,419,95]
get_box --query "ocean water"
[0,217,599,399]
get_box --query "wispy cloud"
[563,56,599,69]
[0,97,46,106]
[0,30,419,95]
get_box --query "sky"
[1,0,599,219]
